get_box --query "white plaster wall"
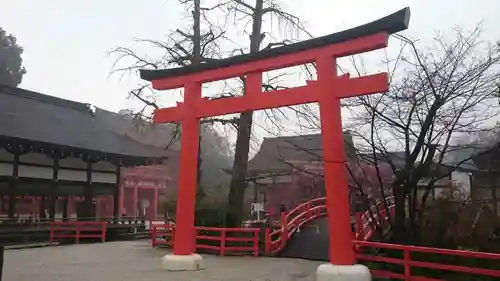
[0,151,117,183]
[58,169,87,181]
[451,170,471,198]
[18,165,53,179]
[92,172,117,183]
[19,152,53,165]
[0,148,13,161]
[93,161,116,172]
[0,163,12,176]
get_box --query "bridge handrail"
[264,196,395,254]
[355,196,395,241]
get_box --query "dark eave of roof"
[247,133,357,173]
[140,7,410,81]
[0,85,170,166]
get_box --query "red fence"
[151,224,260,257]
[265,197,327,254]
[354,196,395,241]
[150,197,500,280]
[354,240,500,280]
[264,196,395,254]
[49,221,107,244]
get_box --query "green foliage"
[411,200,498,279]
[160,185,228,227]
[0,27,26,87]
[370,199,500,280]
[419,199,500,251]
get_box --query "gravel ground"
[3,240,323,281]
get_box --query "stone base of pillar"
[315,263,371,281]
[161,253,204,271]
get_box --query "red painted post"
[68,197,73,218]
[355,212,363,240]
[317,56,356,265]
[264,227,270,253]
[132,186,138,218]
[170,225,175,246]
[151,225,157,247]
[172,82,201,255]
[220,229,226,256]
[49,222,54,244]
[118,185,124,218]
[31,197,36,216]
[152,187,159,221]
[101,223,106,242]
[404,249,411,279]
[280,212,288,248]
[253,229,259,257]
[306,202,312,219]
[75,224,80,244]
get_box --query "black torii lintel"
[140,7,410,81]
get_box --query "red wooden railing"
[151,224,260,257]
[264,196,395,254]
[265,197,328,254]
[148,196,500,279]
[49,221,107,244]
[265,196,500,279]
[354,240,500,280]
[354,196,396,241]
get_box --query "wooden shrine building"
[0,85,169,222]
[246,133,358,216]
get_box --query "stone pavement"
[3,240,322,281]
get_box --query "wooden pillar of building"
[119,184,125,217]
[48,155,59,220]
[84,160,93,219]
[152,187,159,220]
[68,197,73,218]
[7,153,19,219]
[62,197,69,220]
[132,186,138,218]
[113,163,121,221]
[31,197,36,217]
[38,196,47,219]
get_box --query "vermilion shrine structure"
[140,7,410,280]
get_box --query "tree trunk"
[225,111,254,226]
[225,0,264,227]
[392,183,407,244]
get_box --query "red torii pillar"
[140,7,410,279]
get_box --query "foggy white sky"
[1,0,499,147]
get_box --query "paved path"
[280,217,329,261]
[3,240,322,281]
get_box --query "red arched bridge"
[150,196,500,280]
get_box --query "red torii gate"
[140,6,410,278]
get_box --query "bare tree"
[219,0,315,227]
[341,26,500,244]
[109,0,315,227]
[110,0,234,192]
[109,0,226,118]
[287,26,500,244]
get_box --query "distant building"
[244,133,390,219]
